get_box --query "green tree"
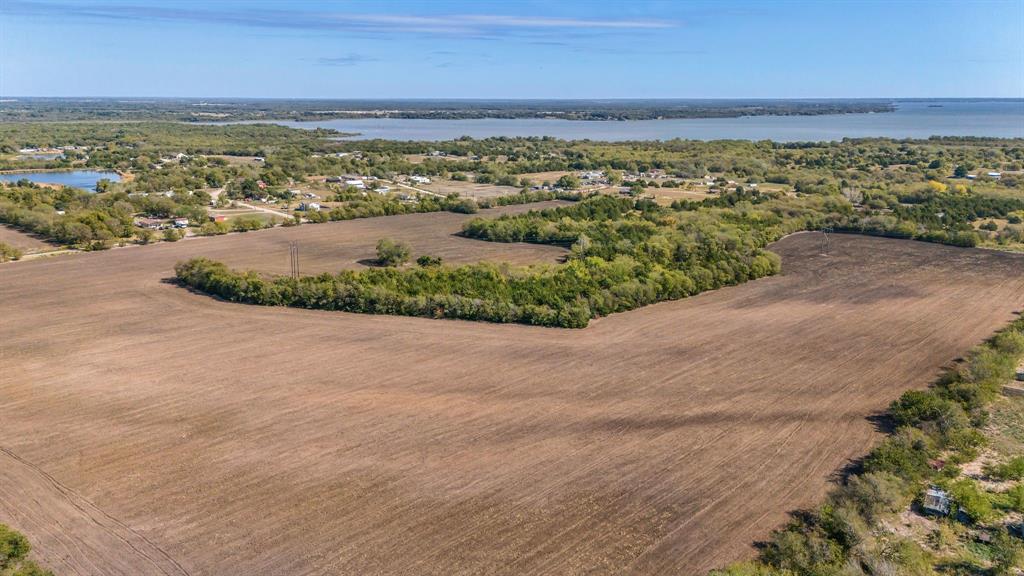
[376,237,410,266]
[0,523,53,576]
[0,241,23,262]
[556,174,581,190]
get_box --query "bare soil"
[2,223,1024,576]
[0,224,57,253]
[416,179,522,199]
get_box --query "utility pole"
[289,241,300,278]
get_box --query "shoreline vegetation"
[0,98,898,123]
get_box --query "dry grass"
[2,225,1024,576]
[416,178,522,199]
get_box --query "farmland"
[0,224,53,254]
[2,203,1024,574]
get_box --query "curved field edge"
[2,233,1024,575]
[711,317,1024,575]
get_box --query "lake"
[227,100,1024,142]
[0,170,121,191]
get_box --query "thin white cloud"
[2,1,677,36]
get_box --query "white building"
[410,175,432,185]
[346,179,366,189]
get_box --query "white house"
[172,218,189,228]
[410,175,432,185]
[346,179,366,189]
[987,171,1002,179]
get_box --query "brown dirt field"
[518,170,572,184]
[190,201,567,275]
[417,178,522,199]
[2,226,1024,576]
[0,224,57,253]
[646,188,713,205]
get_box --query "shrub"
[991,528,1024,576]
[0,523,53,575]
[985,456,1024,481]
[416,255,443,267]
[945,479,994,524]
[890,390,969,437]
[376,237,411,266]
[162,228,182,242]
[831,472,909,523]
[863,427,936,482]
[0,241,23,262]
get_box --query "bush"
[162,228,183,242]
[945,479,994,524]
[890,390,969,437]
[985,456,1024,481]
[0,523,53,575]
[376,237,411,266]
[0,241,23,262]
[991,528,1024,576]
[416,255,442,267]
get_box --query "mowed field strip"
[2,203,1024,575]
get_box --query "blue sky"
[1,0,1021,98]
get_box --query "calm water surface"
[0,170,121,191]
[229,100,1024,141]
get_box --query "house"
[966,174,977,180]
[987,171,1002,179]
[410,175,431,185]
[922,487,951,516]
[298,202,321,211]
[325,176,342,183]
[172,218,190,228]
[135,218,164,230]
[345,179,366,189]
[209,215,228,223]
[375,186,390,194]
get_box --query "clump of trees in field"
[376,238,411,266]
[0,523,53,576]
[711,318,1024,576]
[176,194,787,327]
